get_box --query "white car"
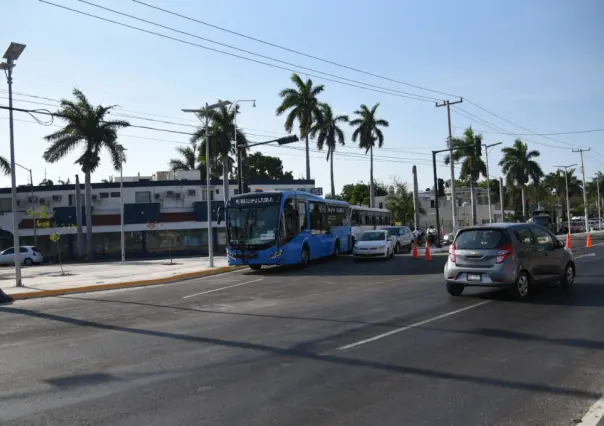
[0,246,43,266]
[379,226,413,253]
[353,230,395,260]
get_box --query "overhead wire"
[39,0,440,103]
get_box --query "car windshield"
[455,229,505,250]
[360,231,386,241]
[382,227,400,236]
[227,205,280,246]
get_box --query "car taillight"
[496,244,513,264]
[449,243,456,263]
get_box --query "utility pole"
[596,175,601,232]
[499,177,505,223]
[555,164,576,236]
[483,142,502,223]
[436,98,463,233]
[572,149,590,233]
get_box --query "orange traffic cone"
[424,241,432,261]
[412,240,419,259]
[566,233,572,249]
[586,233,592,248]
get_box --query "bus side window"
[282,198,299,242]
[309,202,323,235]
[351,210,358,226]
[297,200,308,232]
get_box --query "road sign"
[310,187,323,196]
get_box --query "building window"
[110,192,120,198]
[202,190,215,201]
[100,192,110,199]
[135,191,151,203]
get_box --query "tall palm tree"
[349,103,389,208]
[0,155,10,175]
[43,88,129,260]
[443,127,487,225]
[498,139,543,220]
[276,73,324,180]
[190,103,248,202]
[310,103,348,197]
[169,142,198,171]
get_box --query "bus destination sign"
[230,193,282,207]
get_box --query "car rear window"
[455,229,507,250]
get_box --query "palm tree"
[190,103,248,202]
[43,88,129,260]
[349,103,389,208]
[276,73,324,180]
[58,177,71,185]
[0,155,10,175]
[498,139,543,220]
[443,127,487,225]
[310,103,348,197]
[386,182,426,226]
[169,142,198,171]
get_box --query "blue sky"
[2,0,603,193]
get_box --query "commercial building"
[0,170,315,260]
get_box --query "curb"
[4,266,243,301]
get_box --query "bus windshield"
[227,194,282,247]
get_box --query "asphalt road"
[1,245,603,426]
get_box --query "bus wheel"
[333,241,341,257]
[249,264,262,271]
[301,246,310,267]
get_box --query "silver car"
[444,223,575,299]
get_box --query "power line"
[130,0,460,100]
[452,124,604,137]
[39,0,439,104]
[451,107,576,150]
[131,0,591,152]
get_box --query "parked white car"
[0,246,43,266]
[379,226,414,253]
[353,230,395,260]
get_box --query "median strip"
[3,266,244,302]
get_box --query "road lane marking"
[182,279,263,299]
[579,393,604,426]
[575,253,596,260]
[338,300,492,351]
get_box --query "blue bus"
[218,190,352,270]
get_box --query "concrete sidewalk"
[0,257,233,300]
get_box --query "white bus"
[349,205,392,244]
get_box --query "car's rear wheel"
[301,246,310,267]
[249,264,261,271]
[23,258,33,266]
[512,271,531,300]
[447,283,464,296]
[561,262,575,290]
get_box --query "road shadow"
[241,255,447,277]
[464,279,604,308]
[0,305,599,401]
[419,326,604,351]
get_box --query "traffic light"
[277,135,299,145]
[475,138,482,156]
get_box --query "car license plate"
[467,273,481,282]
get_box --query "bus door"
[309,201,329,258]
[280,197,306,254]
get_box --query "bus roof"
[230,190,350,206]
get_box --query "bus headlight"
[269,249,283,259]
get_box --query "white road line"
[575,253,597,260]
[182,278,263,299]
[579,393,604,426]
[338,300,492,351]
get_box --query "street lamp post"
[482,142,502,223]
[555,164,577,236]
[1,42,26,287]
[230,100,256,197]
[596,175,602,232]
[183,101,232,268]
[118,146,127,263]
[14,163,37,246]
